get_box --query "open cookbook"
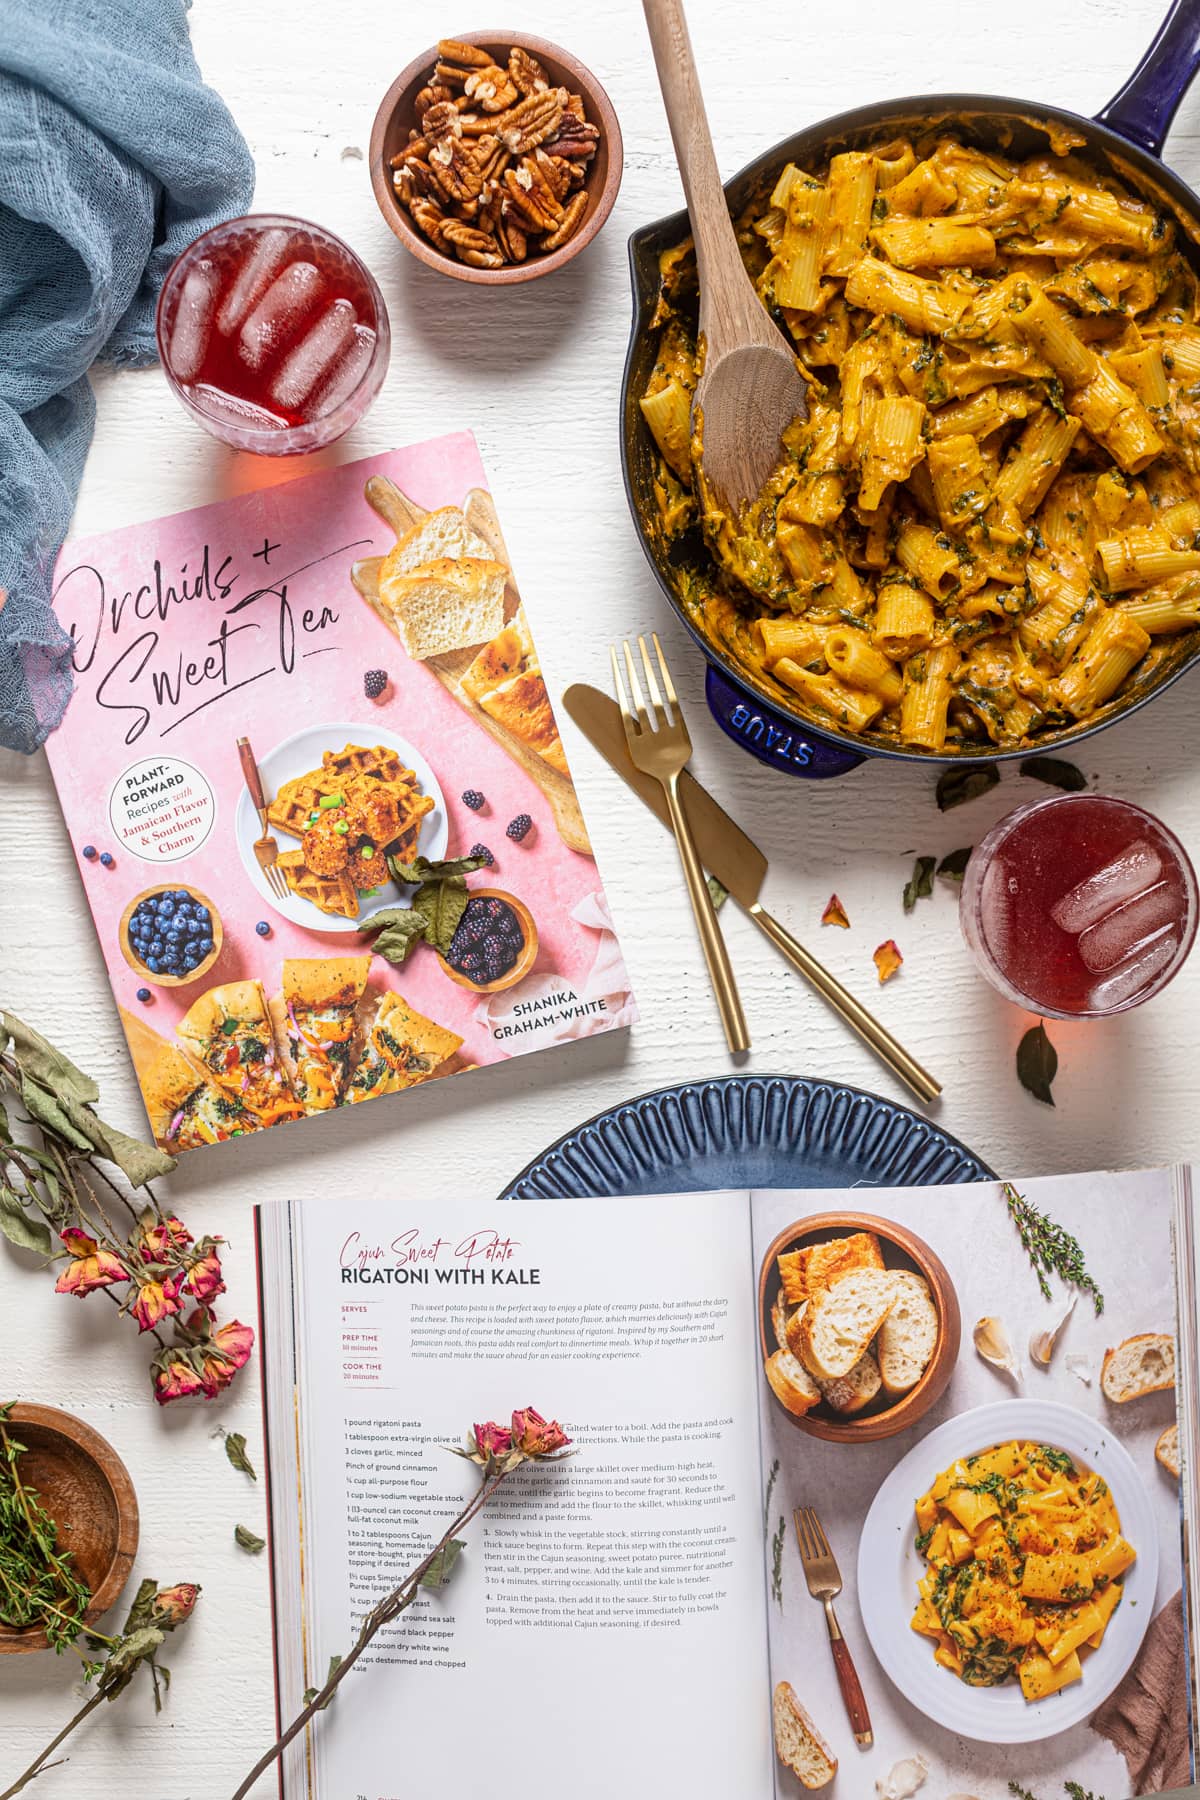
[44,434,633,1153]
[256,1169,1199,1799]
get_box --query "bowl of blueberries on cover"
[119,886,223,987]
[439,887,537,993]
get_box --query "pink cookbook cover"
[45,433,635,1153]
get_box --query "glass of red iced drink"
[155,214,389,454]
[960,793,1197,1019]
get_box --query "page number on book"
[107,757,216,863]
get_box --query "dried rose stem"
[0,1692,104,1799]
[229,1470,508,1800]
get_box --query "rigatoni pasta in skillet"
[911,1439,1135,1699]
[640,131,1200,751]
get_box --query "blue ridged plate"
[499,1075,994,1200]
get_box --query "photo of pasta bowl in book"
[857,1399,1159,1743]
[234,722,447,930]
[757,1210,960,1442]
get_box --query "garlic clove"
[974,1315,1021,1383]
[1065,1351,1093,1386]
[876,1755,929,1799]
[1030,1292,1077,1368]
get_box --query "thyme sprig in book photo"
[256,1168,1199,1799]
[44,434,634,1152]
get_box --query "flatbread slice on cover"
[346,992,463,1103]
[144,1043,260,1151]
[476,668,569,776]
[460,610,536,701]
[269,957,372,1112]
[177,980,304,1127]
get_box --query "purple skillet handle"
[1096,0,1200,157]
[704,662,865,779]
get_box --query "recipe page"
[287,1189,772,1800]
[750,1172,1189,1799]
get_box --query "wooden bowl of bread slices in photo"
[758,1213,961,1443]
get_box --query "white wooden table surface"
[3,0,1200,1792]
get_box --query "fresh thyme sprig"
[1002,1182,1104,1314]
[0,1405,93,1651]
[771,1516,785,1607]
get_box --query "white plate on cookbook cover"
[234,721,447,932]
[857,1398,1159,1744]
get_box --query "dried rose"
[196,1317,255,1396]
[130,1271,186,1333]
[821,893,850,929]
[873,939,904,983]
[183,1243,225,1306]
[152,1352,207,1405]
[152,1582,201,1627]
[54,1227,129,1297]
[136,1213,192,1263]
[511,1407,571,1457]
[473,1420,513,1458]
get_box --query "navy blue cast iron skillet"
[620,0,1200,778]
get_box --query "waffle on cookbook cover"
[45,434,635,1152]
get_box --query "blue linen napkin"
[0,0,254,754]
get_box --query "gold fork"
[237,736,289,900]
[794,1505,874,1748]
[611,633,749,1054]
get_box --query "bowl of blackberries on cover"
[439,888,537,992]
[119,885,223,987]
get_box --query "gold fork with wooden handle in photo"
[611,634,750,1054]
[793,1506,874,1748]
[562,684,940,1103]
[237,735,289,900]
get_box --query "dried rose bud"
[195,1317,256,1396]
[54,1227,129,1297]
[473,1420,513,1458]
[152,1582,201,1628]
[183,1244,225,1307]
[511,1407,571,1457]
[131,1272,186,1333]
[135,1212,193,1263]
[152,1352,206,1405]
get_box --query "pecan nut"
[436,38,493,67]
[541,189,590,252]
[497,89,565,155]
[508,46,549,95]
[427,138,485,203]
[464,65,519,113]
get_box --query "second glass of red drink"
[156,214,390,454]
[960,793,1198,1019]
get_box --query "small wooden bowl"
[758,1211,961,1444]
[438,887,538,993]
[118,884,222,988]
[370,31,623,285]
[0,1404,139,1654]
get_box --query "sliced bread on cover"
[777,1231,885,1306]
[782,1306,883,1415]
[764,1348,821,1418]
[797,1268,897,1382]
[379,555,508,659]
[380,505,495,575]
[772,1683,837,1790]
[1156,1422,1181,1478]
[877,1270,939,1398]
[1101,1332,1176,1402]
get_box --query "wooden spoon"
[643,0,808,513]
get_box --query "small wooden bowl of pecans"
[370,32,623,284]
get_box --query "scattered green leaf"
[0,1189,53,1256]
[419,1537,466,1588]
[1016,1021,1059,1108]
[224,1432,257,1482]
[903,855,936,912]
[936,847,972,883]
[1020,756,1087,792]
[411,877,470,957]
[706,875,730,912]
[936,767,1000,811]
[363,907,430,966]
[234,1524,265,1555]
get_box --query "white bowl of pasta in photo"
[856,1399,1159,1743]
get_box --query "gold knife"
[563,683,941,1105]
